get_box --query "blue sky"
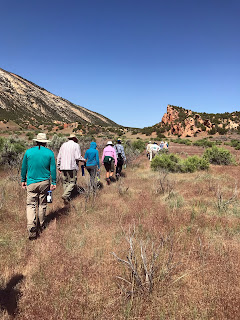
[1,0,239,127]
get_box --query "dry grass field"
[1,143,240,319]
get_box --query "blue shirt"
[84,142,100,168]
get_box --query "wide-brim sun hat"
[33,133,50,143]
[107,141,113,146]
[68,133,78,140]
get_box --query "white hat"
[68,133,78,141]
[107,141,113,145]
[33,133,50,143]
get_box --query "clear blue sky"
[1,0,239,128]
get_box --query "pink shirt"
[57,140,85,170]
[102,145,117,165]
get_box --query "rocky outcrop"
[161,105,217,137]
[0,68,118,128]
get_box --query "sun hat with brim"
[33,133,50,143]
[68,133,78,140]
[107,141,113,146]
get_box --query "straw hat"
[68,134,78,141]
[33,133,50,143]
[107,141,113,146]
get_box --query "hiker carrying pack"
[114,138,126,179]
[102,141,117,185]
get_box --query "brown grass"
[0,144,240,319]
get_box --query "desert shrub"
[0,137,4,151]
[124,140,141,164]
[151,153,209,173]
[170,138,192,145]
[229,139,240,150]
[193,139,215,148]
[0,137,26,167]
[181,155,209,173]
[132,139,146,152]
[48,134,67,151]
[26,132,35,140]
[151,154,181,172]
[203,146,234,165]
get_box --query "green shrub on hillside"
[228,139,240,150]
[151,153,209,173]
[48,134,67,151]
[203,146,234,165]
[171,138,192,146]
[132,139,146,152]
[0,137,26,167]
[193,139,215,148]
[151,154,181,172]
[181,155,209,173]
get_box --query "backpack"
[115,145,123,160]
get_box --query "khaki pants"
[61,170,77,200]
[149,150,158,161]
[26,180,50,232]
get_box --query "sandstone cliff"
[160,105,240,137]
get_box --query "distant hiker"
[84,141,100,191]
[159,141,164,150]
[102,141,117,185]
[114,138,126,180]
[57,134,85,204]
[21,133,56,240]
[149,142,160,161]
[163,141,169,150]
[146,141,153,159]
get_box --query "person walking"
[84,141,100,191]
[21,133,56,240]
[102,141,117,185]
[57,134,85,204]
[149,142,160,161]
[114,138,126,180]
[146,141,153,159]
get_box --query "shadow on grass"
[0,274,24,317]
[45,206,70,225]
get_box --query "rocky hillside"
[0,68,118,128]
[162,105,240,137]
[141,105,240,138]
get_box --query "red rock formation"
[161,105,214,137]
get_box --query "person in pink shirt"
[102,141,117,185]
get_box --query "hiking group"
[146,140,168,161]
[21,133,126,240]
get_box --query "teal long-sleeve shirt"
[21,146,56,186]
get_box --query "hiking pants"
[149,150,158,161]
[26,180,50,232]
[86,165,97,190]
[61,170,77,200]
[116,159,124,175]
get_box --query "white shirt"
[57,140,84,170]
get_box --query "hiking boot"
[109,176,115,182]
[28,227,37,240]
[39,222,47,233]
[106,178,110,185]
[62,196,70,205]
[116,173,120,181]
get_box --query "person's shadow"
[44,205,70,225]
[0,274,24,317]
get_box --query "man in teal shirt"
[21,133,56,240]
